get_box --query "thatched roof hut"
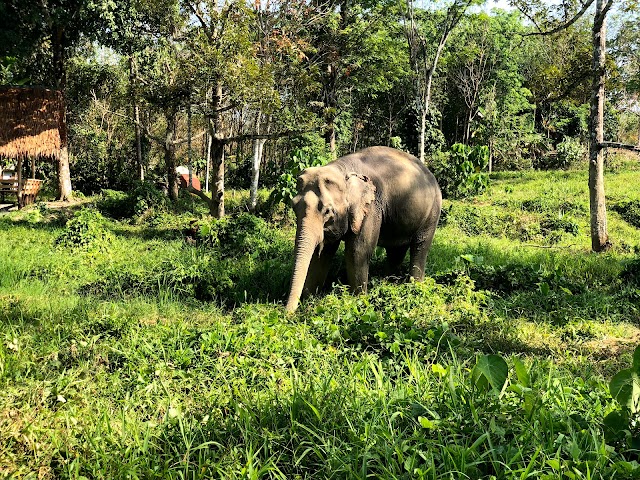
[0,86,65,162]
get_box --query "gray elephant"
[285,146,442,312]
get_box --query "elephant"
[285,146,442,312]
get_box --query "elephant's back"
[341,146,441,245]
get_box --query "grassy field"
[2,161,640,479]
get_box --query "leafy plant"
[431,143,490,198]
[269,145,328,207]
[54,208,113,250]
[97,182,169,220]
[604,345,640,450]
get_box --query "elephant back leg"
[384,245,409,278]
[408,207,440,280]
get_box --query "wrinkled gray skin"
[286,146,442,312]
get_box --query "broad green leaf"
[473,354,508,393]
[418,416,436,429]
[432,363,447,377]
[603,410,629,443]
[633,345,640,371]
[610,369,640,413]
[514,357,530,387]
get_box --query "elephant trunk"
[286,219,322,313]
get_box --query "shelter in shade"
[0,86,68,207]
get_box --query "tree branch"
[222,130,311,144]
[599,142,640,153]
[520,0,596,37]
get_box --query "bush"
[431,144,490,199]
[612,200,640,229]
[555,137,587,169]
[269,143,329,207]
[55,208,113,250]
[537,137,586,170]
[97,182,169,220]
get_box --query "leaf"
[633,345,640,371]
[514,357,530,387]
[432,363,447,377]
[603,410,629,443]
[546,459,561,471]
[418,416,436,429]
[538,282,550,296]
[473,354,508,393]
[610,369,640,413]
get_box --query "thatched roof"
[0,86,65,162]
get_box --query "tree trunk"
[210,81,226,218]
[250,138,266,213]
[57,146,73,201]
[205,132,212,193]
[211,138,225,218]
[165,111,179,202]
[129,56,144,181]
[588,0,609,252]
[57,92,73,201]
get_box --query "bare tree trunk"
[210,82,226,218]
[211,139,225,217]
[250,112,266,213]
[129,56,144,181]
[165,110,179,202]
[57,146,73,201]
[588,0,610,252]
[57,94,73,201]
[205,132,211,193]
[134,104,144,181]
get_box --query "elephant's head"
[285,165,376,312]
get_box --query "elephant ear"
[346,173,376,234]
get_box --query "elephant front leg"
[303,241,340,297]
[344,224,380,294]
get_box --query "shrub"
[612,200,640,229]
[54,208,113,250]
[196,213,289,259]
[269,145,328,207]
[97,182,169,220]
[555,136,586,169]
[96,189,131,219]
[537,137,586,170]
[431,144,490,199]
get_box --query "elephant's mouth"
[323,225,343,243]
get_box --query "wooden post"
[17,157,23,209]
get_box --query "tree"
[403,0,483,162]
[0,0,111,200]
[511,0,640,252]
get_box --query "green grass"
[1,167,640,478]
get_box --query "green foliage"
[54,208,113,250]
[472,354,508,393]
[554,136,587,169]
[604,346,640,451]
[97,182,169,220]
[431,144,489,198]
[612,200,640,229]
[306,276,484,357]
[270,138,329,206]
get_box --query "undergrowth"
[2,168,640,478]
